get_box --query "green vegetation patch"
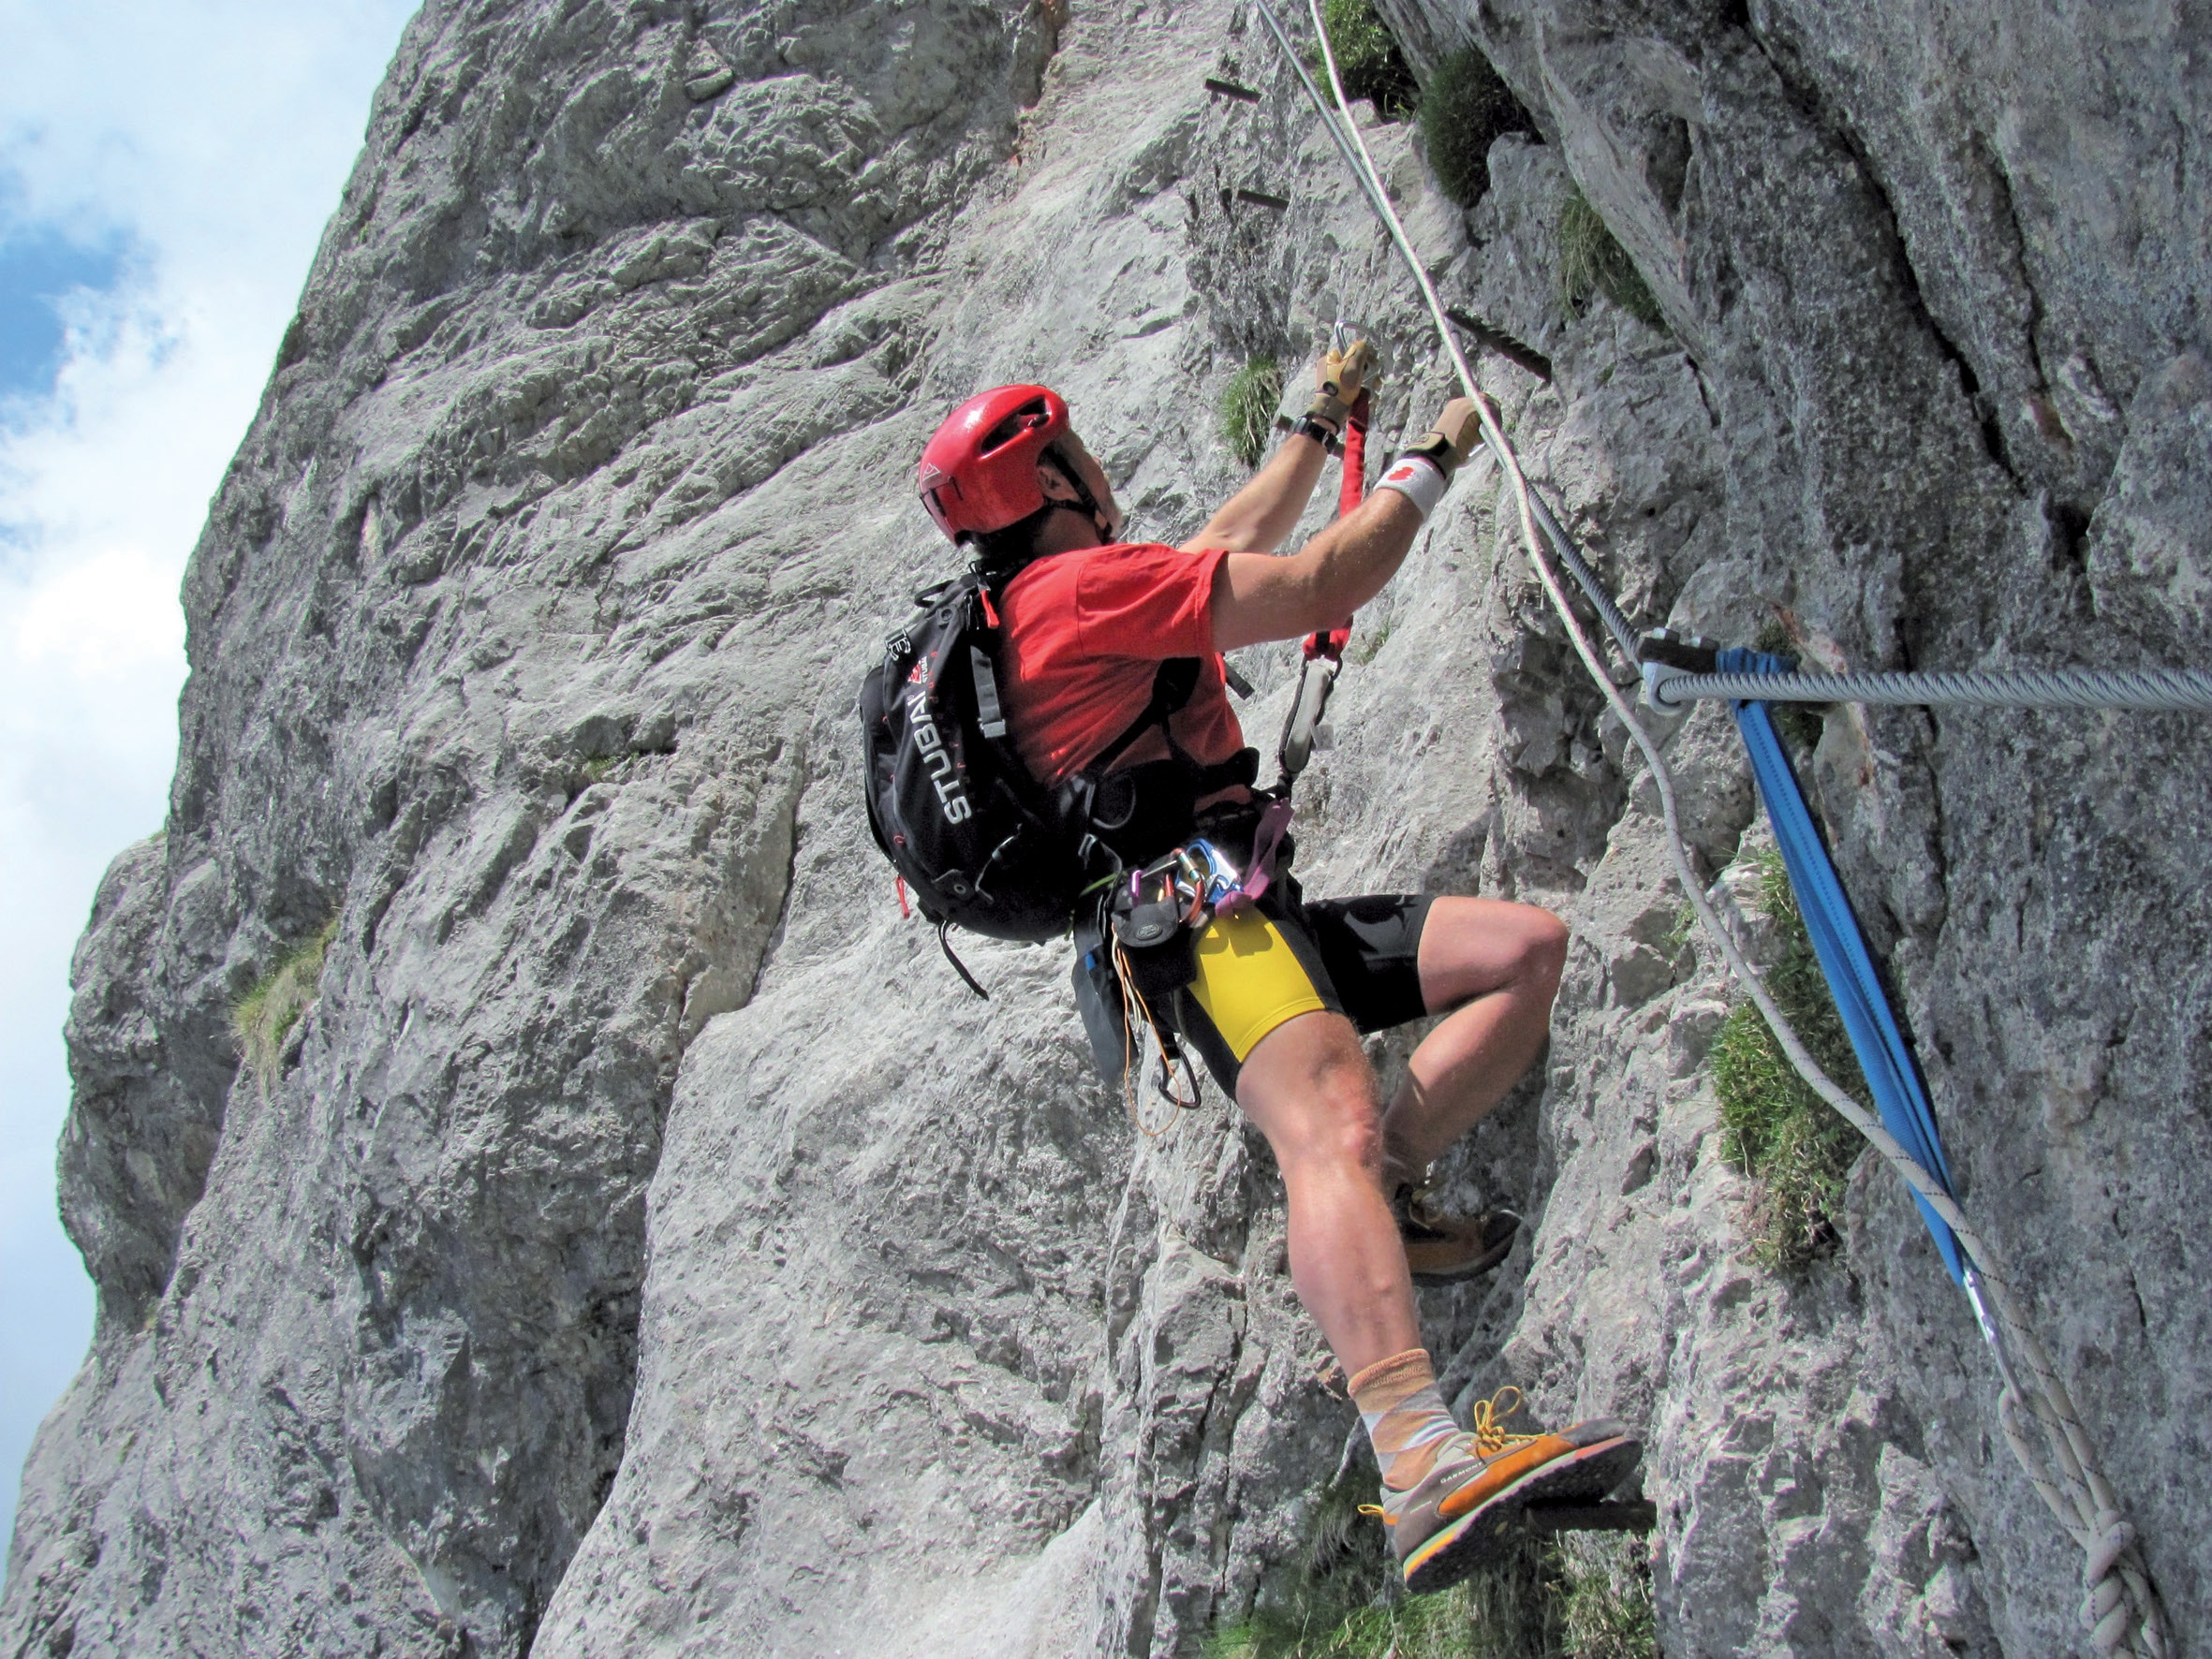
[1222,356,1286,469]
[1208,1485,1657,1659]
[1317,0,1418,119]
[1418,46,1533,208]
[1556,1533,1659,1659]
[1236,1461,1398,1652]
[1712,848,1868,1271]
[1209,1581,1488,1659]
[1556,191,1665,330]
[231,916,340,1085]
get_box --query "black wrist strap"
[1403,431,1460,471]
[1291,414,1342,451]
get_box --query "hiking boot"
[1367,1388,1643,1594]
[1392,1184,1520,1285]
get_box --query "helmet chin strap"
[1042,448,1122,542]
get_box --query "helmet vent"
[980,404,1051,455]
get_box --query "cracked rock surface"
[6,1,2208,1655]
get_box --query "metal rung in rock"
[1524,1500,1657,1535]
[1443,305,1554,384]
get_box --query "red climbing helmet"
[917,384,1070,543]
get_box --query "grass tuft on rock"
[1556,1532,1659,1659]
[1418,45,1533,208]
[1316,0,1418,119]
[231,917,340,1084]
[1207,1583,1487,1659]
[1712,848,1868,1271]
[1207,1492,1657,1659]
[1222,357,1286,468]
[1203,1462,1394,1657]
[1556,191,1665,330]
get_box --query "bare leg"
[1379,897,1570,1180]
[1235,1008,1421,1376]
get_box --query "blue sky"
[0,216,132,397]
[0,0,417,1559]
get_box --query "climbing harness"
[1252,1,2175,1649]
[1086,794,1300,1119]
[1085,332,1378,1115]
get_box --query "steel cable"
[1651,664,2212,712]
[1247,0,1643,681]
[1260,3,2171,1649]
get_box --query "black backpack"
[859,564,1246,987]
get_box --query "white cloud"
[15,546,185,676]
[0,0,417,1555]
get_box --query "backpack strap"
[1102,661,1260,795]
[1086,657,1202,775]
[1056,658,1259,872]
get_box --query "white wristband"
[1375,453,1448,521]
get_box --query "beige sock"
[1349,1348,1462,1491]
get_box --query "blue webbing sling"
[1718,648,1968,1284]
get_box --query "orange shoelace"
[1469,1387,1540,1457]
[1360,1387,1543,1520]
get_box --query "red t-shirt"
[998,541,1246,785]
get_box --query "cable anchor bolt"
[1636,627,1718,712]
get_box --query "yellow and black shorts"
[1169,886,1436,1098]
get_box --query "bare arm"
[1181,429,1331,553]
[1209,489,1427,651]
[1207,395,1486,653]
[1183,341,1375,554]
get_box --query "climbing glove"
[1306,337,1378,433]
[1402,395,1492,475]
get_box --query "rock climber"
[910,354,1644,1591]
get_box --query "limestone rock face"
[6,1,2208,1656]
